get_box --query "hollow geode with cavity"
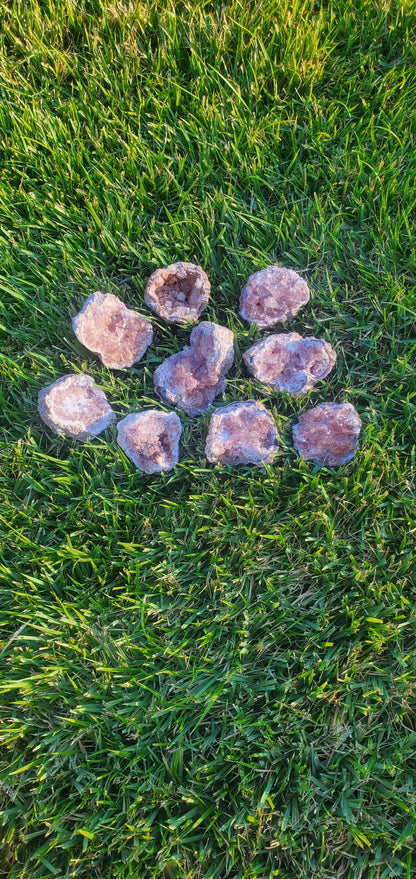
[72,292,153,369]
[244,333,336,396]
[144,262,210,324]
[38,374,116,440]
[205,400,278,466]
[117,410,182,474]
[239,266,310,329]
[292,402,362,466]
[153,321,234,416]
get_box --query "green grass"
[1,0,416,876]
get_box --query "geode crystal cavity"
[38,374,116,441]
[239,266,310,328]
[144,262,210,324]
[292,402,362,466]
[72,292,153,369]
[117,410,182,474]
[205,400,278,466]
[244,333,336,396]
[153,321,234,416]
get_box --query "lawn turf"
[1,1,416,877]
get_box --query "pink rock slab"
[239,266,310,329]
[144,262,210,324]
[72,292,153,369]
[117,410,182,474]
[38,374,116,440]
[243,333,336,396]
[205,400,279,466]
[292,402,362,466]
[153,321,234,416]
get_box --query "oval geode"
[243,333,336,396]
[38,374,116,441]
[239,266,310,329]
[117,410,182,474]
[205,400,279,466]
[292,402,362,466]
[153,321,234,416]
[72,291,153,369]
[144,262,210,324]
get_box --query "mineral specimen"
[205,400,278,466]
[144,262,210,324]
[292,402,362,466]
[239,266,310,328]
[153,321,234,416]
[117,410,182,474]
[243,333,336,396]
[38,374,116,440]
[72,291,153,369]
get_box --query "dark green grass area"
[1,0,416,876]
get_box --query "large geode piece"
[243,333,336,396]
[72,292,153,369]
[205,400,278,466]
[153,321,234,416]
[292,402,362,466]
[117,410,182,474]
[38,374,116,440]
[239,266,310,328]
[144,262,210,324]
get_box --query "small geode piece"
[72,292,153,369]
[239,266,310,328]
[153,321,234,416]
[243,333,336,396]
[144,262,210,324]
[292,402,362,466]
[117,410,182,474]
[205,400,278,466]
[38,374,116,440]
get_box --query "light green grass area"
[1,1,416,876]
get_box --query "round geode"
[292,402,362,466]
[205,400,278,466]
[38,374,116,441]
[243,333,336,396]
[117,410,182,474]
[72,292,153,369]
[153,321,234,416]
[239,266,310,329]
[144,262,210,324]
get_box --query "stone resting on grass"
[205,400,278,466]
[292,402,362,466]
[239,266,310,329]
[38,374,116,441]
[153,321,234,416]
[243,333,336,396]
[117,410,182,474]
[72,291,153,369]
[144,262,210,324]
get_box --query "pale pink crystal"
[144,262,210,324]
[244,333,336,396]
[117,410,182,474]
[239,266,310,328]
[38,374,116,440]
[153,322,234,416]
[205,400,278,466]
[72,292,153,369]
[292,402,362,466]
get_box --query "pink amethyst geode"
[205,400,278,466]
[292,402,362,466]
[243,333,336,396]
[117,410,182,474]
[144,262,210,324]
[72,292,153,369]
[38,374,116,440]
[239,266,310,329]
